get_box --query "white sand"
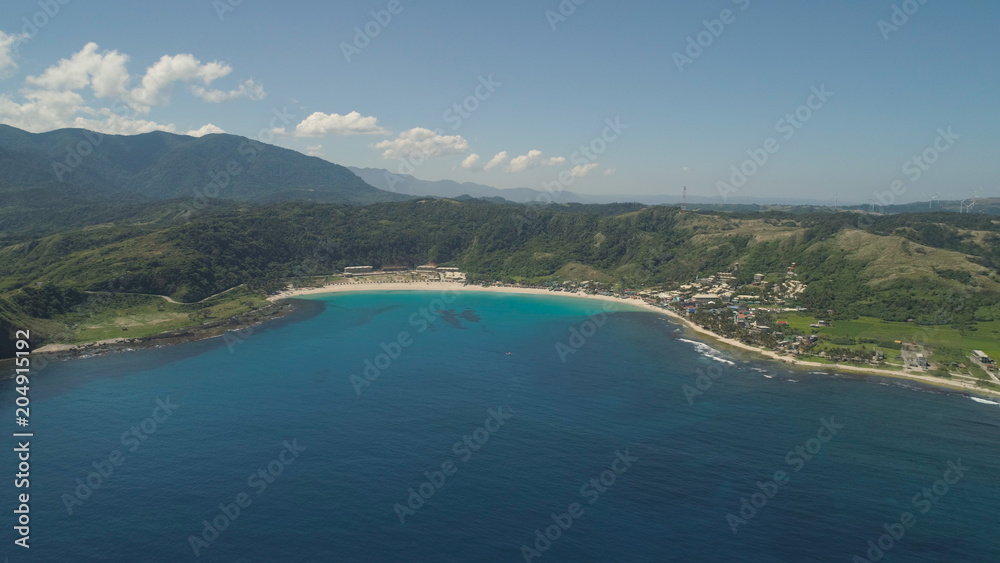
[271,280,1000,398]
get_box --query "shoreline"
[27,301,297,361]
[271,280,1000,400]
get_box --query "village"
[320,262,998,384]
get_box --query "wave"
[969,397,1000,406]
[676,338,736,365]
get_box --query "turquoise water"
[3,290,999,562]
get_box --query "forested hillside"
[2,198,999,356]
[0,125,409,238]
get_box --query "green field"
[776,313,1000,366]
[61,287,268,343]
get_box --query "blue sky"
[0,0,997,203]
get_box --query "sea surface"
[3,291,999,562]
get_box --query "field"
[776,313,1000,371]
[62,287,269,343]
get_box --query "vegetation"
[3,125,1000,362]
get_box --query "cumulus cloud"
[0,89,86,132]
[71,110,179,135]
[485,151,508,170]
[128,52,235,112]
[570,163,599,178]
[373,127,469,160]
[294,111,386,137]
[604,167,617,176]
[460,153,482,170]
[0,43,263,134]
[507,150,565,173]
[26,42,130,98]
[186,123,225,137]
[306,144,324,157]
[0,31,27,78]
[191,78,265,103]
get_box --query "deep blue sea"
[3,291,999,562]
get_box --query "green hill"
[3,201,999,357]
[0,125,409,237]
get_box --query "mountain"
[845,198,1000,216]
[0,125,408,214]
[347,166,591,203]
[347,166,873,207]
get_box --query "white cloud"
[186,123,225,137]
[26,42,130,98]
[682,166,691,172]
[128,53,236,113]
[72,112,178,135]
[603,167,617,176]
[306,144,323,157]
[570,163,599,178]
[191,78,265,103]
[0,31,27,78]
[0,89,85,132]
[294,111,386,137]
[460,153,482,170]
[0,44,263,134]
[373,127,469,160]
[508,150,565,173]
[485,151,508,170]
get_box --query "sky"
[0,0,998,204]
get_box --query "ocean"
[3,290,999,562]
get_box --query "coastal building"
[344,266,373,274]
[973,350,994,364]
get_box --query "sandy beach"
[271,280,1000,399]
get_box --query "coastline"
[270,280,1000,400]
[27,300,297,360]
